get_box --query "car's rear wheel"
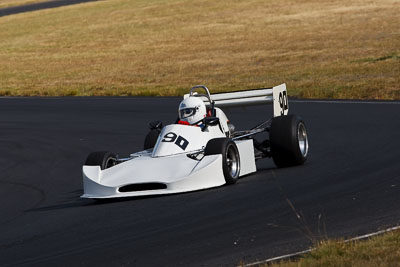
[85,151,117,170]
[269,115,309,168]
[205,138,240,184]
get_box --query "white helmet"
[178,96,207,125]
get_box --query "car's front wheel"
[205,138,241,184]
[144,120,163,149]
[144,130,159,150]
[85,151,117,170]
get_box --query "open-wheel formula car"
[82,84,308,199]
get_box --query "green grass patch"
[352,52,400,63]
[0,0,399,99]
[265,229,400,267]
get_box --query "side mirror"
[203,117,219,126]
[149,120,163,132]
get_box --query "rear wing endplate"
[184,83,289,117]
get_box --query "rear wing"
[184,83,289,117]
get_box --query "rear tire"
[205,138,241,184]
[85,151,117,170]
[270,115,309,168]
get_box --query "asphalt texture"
[0,0,99,17]
[0,97,399,266]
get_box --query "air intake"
[119,183,167,192]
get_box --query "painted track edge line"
[242,248,313,267]
[242,225,400,267]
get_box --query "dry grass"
[0,0,48,9]
[268,229,400,267]
[0,0,399,98]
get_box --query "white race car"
[82,84,308,199]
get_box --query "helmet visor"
[179,108,197,119]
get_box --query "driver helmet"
[178,96,207,125]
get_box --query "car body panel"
[152,124,225,158]
[82,154,226,198]
[82,139,257,199]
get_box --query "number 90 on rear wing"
[184,83,289,117]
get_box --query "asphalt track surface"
[0,0,98,17]
[0,97,399,266]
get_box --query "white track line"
[242,248,313,267]
[242,225,400,267]
[346,225,400,242]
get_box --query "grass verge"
[0,0,49,9]
[0,0,399,98]
[266,229,400,267]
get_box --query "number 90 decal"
[162,132,189,151]
[279,91,288,116]
[273,84,289,117]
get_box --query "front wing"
[81,139,256,199]
[82,154,226,199]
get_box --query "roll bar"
[189,85,216,117]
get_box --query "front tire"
[144,129,159,150]
[270,115,309,168]
[85,151,117,170]
[205,138,241,184]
